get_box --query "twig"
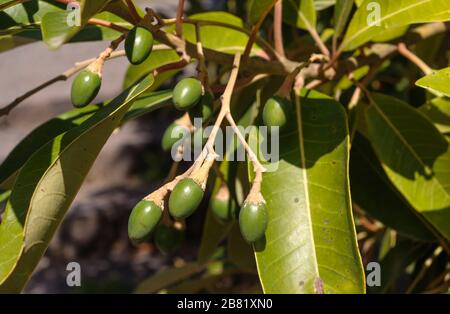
[163,17,279,60]
[406,246,443,294]
[152,59,189,77]
[0,50,125,117]
[397,42,433,75]
[0,43,171,117]
[273,1,285,58]
[194,22,209,90]
[88,18,129,33]
[192,53,243,171]
[175,0,185,38]
[242,1,278,62]
[308,27,330,57]
[125,0,141,24]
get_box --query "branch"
[397,42,433,75]
[0,44,171,116]
[175,0,185,38]
[242,1,278,62]
[0,50,125,117]
[273,1,285,58]
[125,0,141,24]
[163,17,279,60]
[88,18,129,33]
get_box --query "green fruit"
[128,200,162,244]
[262,96,292,130]
[239,202,268,243]
[169,178,204,218]
[154,224,184,254]
[71,69,101,108]
[125,26,154,65]
[211,197,237,223]
[188,92,214,123]
[173,78,203,110]
[161,122,189,151]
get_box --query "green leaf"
[283,0,317,31]
[416,67,450,98]
[0,75,154,292]
[247,0,277,24]
[365,93,450,241]
[340,0,450,51]
[350,134,436,241]
[419,97,450,134]
[41,0,114,49]
[134,263,204,294]
[254,89,365,293]
[0,90,171,192]
[0,2,132,52]
[333,0,353,42]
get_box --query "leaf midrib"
[294,93,321,288]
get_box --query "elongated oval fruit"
[169,178,204,218]
[262,96,292,130]
[128,200,162,244]
[211,184,237,223]
[154,224,184,254]
[239,202,268,243]
[71,69,101,108]
[161,122,189,151]
[173,78,203,110]
[125,26,154,65]
[188,91,214,123]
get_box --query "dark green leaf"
[365,93,450,241]
[350,134,436,241]
[0,75,154,292]
[254,89,365,293]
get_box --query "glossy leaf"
[365,93,450,241]
[340,0,450,51]
[350,134,435,241]
[41,0,114,49]
[255,89,365,293]
[0,75,154,292]
[0,90,171,192]
[418,97,450,134]
[283,0,316,31]
[416,67,450,98]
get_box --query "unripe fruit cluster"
[70,26,154,108]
